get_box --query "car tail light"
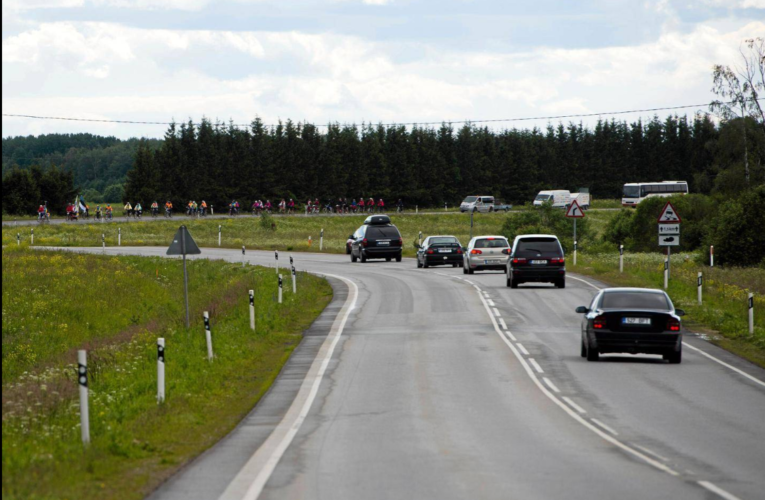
[398,238,403,246]
[501,249,510,255]
[456,248,463,254]
[471,249,483,255]
[550,258,565,264]
[593,315,606,330]
[427,249,434,254]
[512,258,527,265]
[362,238,368,247]
[667,319,681,332]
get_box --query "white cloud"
[703,0,765,8]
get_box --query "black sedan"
[576,288,685,363]
[416,235,463,268]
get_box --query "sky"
[2,0,765,139]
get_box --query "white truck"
[533,190,590,210]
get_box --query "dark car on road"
[506,234,566,288]
[416,235,463,268]
[576,288,685,363]
[350,215,403,263]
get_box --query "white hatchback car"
[462,235,510,274]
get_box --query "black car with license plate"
[506,234,566,288]
[350,216,403,263]
[576,288,685,363]
[416,235,463,268]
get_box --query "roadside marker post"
[320,229,324,251]
[419,231,423,246]
[102,233,105,252]
[308,235,312,247]
[291,266,297,294]
[157,338,165,403]
[619,245,624,273]
[77,350,90,445]
[17,233,20,245]
[698,272,703,305]
[290,255,293,267]
[218,225,222,247]
[204,312,214,360]
[710,245,714,267]
[118,227,121,246]
[249,290,256,331]
[278,275,283,304]
[664,258,669,290]
[242,246,246,268]
[749,294,755,335]
[416,205,418,214]
[30,228,34,245]
[275,251,279,274]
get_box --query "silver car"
[463,235,510,274]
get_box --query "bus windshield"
[623,186,640,198]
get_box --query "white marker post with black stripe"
[710,245,714,267]
[292,266,297,294]
[419,231,423,247]
[275,250,279,274]
[278,275,283,304]
[249,290,255,331]
[204,311,214,361]
[17,233,20,246]
[242,245,246,268]
[619,244,624,273]
[749,293,755,335]
[118,228,121,246]
[320,229,324,251]
[30,228,34,246]
[157,338,165,403]
[77,350,90,445]
[664,257,669,290]
[102,233,105,252]
[218,225,222,247]
[698,272,703,305]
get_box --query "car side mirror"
[349,235,354,240]
[675,309,686,317]
[575,306,589,314]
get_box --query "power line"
[3,98,762,129]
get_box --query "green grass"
[570,252,765,367]
[2,212,511,257]
[590,198,622,209]
[2,246,332,500]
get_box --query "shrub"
[706,185,765,267]
[501,203,591,253]
[602,209,633,246]
[626,194,716,253]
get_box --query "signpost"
[166,226,202,328]
[658,202,681,285]
[565,200,585,265]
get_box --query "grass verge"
[2,246,332,500]
[570,252,765,368]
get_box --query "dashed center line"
[528,358,544,374]
[562,397,587,415]
[543,377,560,393]
[498,318,508,330]
[591,418,619,436]
[516,343,530,356]
[488,299,496,306]
[492,307,501,317]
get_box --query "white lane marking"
[543,377,560,393]
[517,343,530,356]
[682,343,765,389]
[529,358,544,374]
[218,272,359,500]
[567,274,603,291]
[591,418,618,436]
[498,318,507,330]
[492,307,501,317]
[504,330,517,341]
[562,396,586,414]
[569,274,765,389]
[634,445,669,463]
[473,289,680,477]
[464,280,475,285]
[698,481,743,500]
[488,299,496,306]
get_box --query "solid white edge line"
[473,288,680,477]
[517,343,530,356]
[591,418,618,436]
[543,377,561,393]
[218,272,359,500]
[528,358,544,374]
[633,444,669,463]
[698,481,743,500]
[567,275,765,389]
[498,318,508,330]
[562,396,586,414]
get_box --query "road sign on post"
[167,226,202,328]
[566,200,585,265]
[657,202,681,283]
[658,202,682,223]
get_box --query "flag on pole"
[78,195,87,213]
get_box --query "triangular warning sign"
[658,201,681,223]
[167,226,202,255]
[565,200,585,218]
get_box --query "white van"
[533,190,571,208]
[460,196,495,213]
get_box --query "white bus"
[622,181,688,207]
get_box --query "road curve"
[59,247,765,500]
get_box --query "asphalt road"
[61,247,765,500]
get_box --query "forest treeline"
[123,114,763,208]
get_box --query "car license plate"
[531,260,547,264]
[439,249,451,253]
[484,260,501,264]
[378,241,390,246]
[622,317,651,325]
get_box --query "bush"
[706,185,765,267]
[602,209,633,247]
[625,194,716,253]
[501,203,591,253]
[103,184,125,203]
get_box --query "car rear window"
[366,226,401,239]
[430,237,458,245]
[601,292,670,310]
[474,238,509,248]
[514,238,562,258]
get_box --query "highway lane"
[56,247,765,500]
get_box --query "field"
[1,246,332,500]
